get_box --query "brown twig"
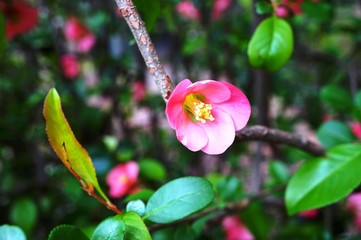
[114,0,175,101]
[236,125,325,157]
[148,185,285,231]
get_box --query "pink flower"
[165,79,251,155]
[0,0,38,40]
[86,95,112,111]
[351,122,361,140]
[347,193,361,230]
[64,17,96,53]
[281,0,303,15]
[106,161,139,198]
[347,193,361,213]
[222,215,254,240]
[176,1,200,21]
[60,54,80,79]
[212,0,231,20]
[275,5,290,18]
[298,209,318,219]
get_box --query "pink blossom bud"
[106,161,139,198]
[351,122,361,140]
[64,17,96,53]
[275,5,289,18]
[212,0,231,20]
[60,54,80,79]
[222,215,254,240]
[176,1,200,21]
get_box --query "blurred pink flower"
[298,209,318,219]
[347,193,361,230]
[106,161,139,198]
[222,215,254,240]
[212,0,231,20]
[60,54,80,79]
[86,95,112,111]
[0,0,38,40]
[351,122,361,140]
[165,79,251,155]
[275,5,290,18]
[64,17,96,53]
[176,1,200,21]
[132,81,146,102]
[282,0,303,15]
[347,193,361,213]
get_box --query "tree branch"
[114,0,175,101]
[236,125,325,157]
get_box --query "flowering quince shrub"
[4,0,361,240]
[166,79,251,154]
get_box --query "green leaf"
[268,160,289,185]
[10,198,37,234]
[0,225,26,240]
[139,158,166,181]
[48,225,89,240]
[286,144,361,215]
[317,120,354,148]
[320,84,352,111]
[216,176,243,202]
[240,203,271,240]
[125,189,155,202]
[247,16,293,71]
[91,215,125,240]
[123,212,151,240]
[352,91,361,121]
[144,177,215,223]
[43,89,115,208]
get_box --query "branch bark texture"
[236,125,325,156]
[114,0,174,101]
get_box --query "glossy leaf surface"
[48,225,89,240]
[144,177,215,223]
[248,16,293,71]
[286,144,361,215]
[43,89,111,205]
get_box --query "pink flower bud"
[275,5,289,18]
[351,122,361,140]
[176,1,200,21]
[298,209,319,219]
[106,161,139,198]
[212,0,231,20]
[60,54,80,79]
[222,215,254,240]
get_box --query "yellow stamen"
[183,94,215,123]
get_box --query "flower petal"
[200,107,236,154]
[187,80,231,103]
[175,111,208,152]
[217,82,251,130]
[166,79,192,129]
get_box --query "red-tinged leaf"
[43,88,119,213]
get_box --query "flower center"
[183,94,215,123]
